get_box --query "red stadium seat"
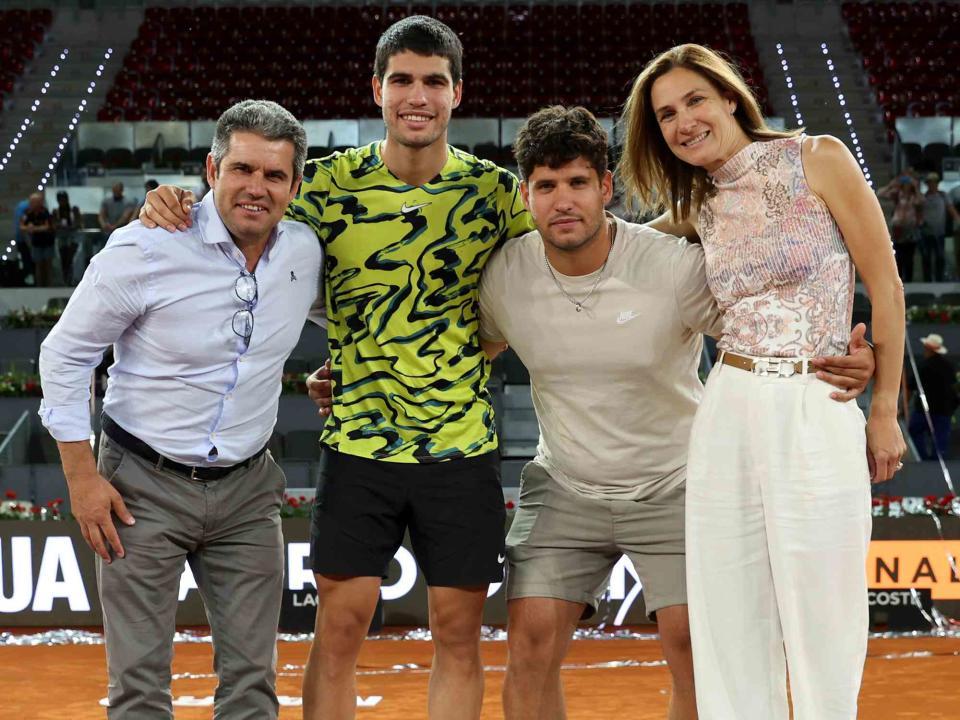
[844,2,959,128]
[95,2,772,120]
[0,9,47,99]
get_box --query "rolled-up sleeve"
[39,240,147,441]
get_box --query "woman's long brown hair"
[618,43,799,224]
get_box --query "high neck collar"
[708,139,758,184]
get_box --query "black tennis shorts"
[310,447,506,587]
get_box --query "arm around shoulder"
[498,169,535,240]
[646,210,700,241]
[139,186,195,231]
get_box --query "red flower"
[30,506,41,514]
[4,490,16,499]
[505,500,515,510]
[287,497,300,508]
[941,311,951,323]
[871,497,883,507]
[299,495,307,502]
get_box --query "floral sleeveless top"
[698,135,854,358]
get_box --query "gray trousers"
[96,433,286,720]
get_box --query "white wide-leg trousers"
[686,362,872,720]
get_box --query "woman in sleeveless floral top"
[619,45,906,720]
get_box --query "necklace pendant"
[575,304,582,312]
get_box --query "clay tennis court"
[2,629,957,718]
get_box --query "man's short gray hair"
[211,100,307,179]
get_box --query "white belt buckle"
[752,358,795,377]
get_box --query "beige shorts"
[506,461,686,619]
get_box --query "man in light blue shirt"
[38,100,322,720]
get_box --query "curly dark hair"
[513,106,608,181]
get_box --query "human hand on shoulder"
[139,186,195,232]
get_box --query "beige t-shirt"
[479,216,722,500]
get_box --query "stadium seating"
[0,8,53,109]
[98,3,770,121]
[843,2,960,132]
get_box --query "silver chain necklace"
[543,220,616,312]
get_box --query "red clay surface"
[1,631,957,718]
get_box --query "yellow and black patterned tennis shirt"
[287,142,533,463]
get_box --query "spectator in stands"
[619,43,905,720]
[19,192,55,287]
[98,182,135,236]
[38,100,322,720]
[907,333,958,460]
[951,184,960,276]
[13,196,34,284]
[878,174,924,282]
[53,190,82,285]
[920,172,960,281]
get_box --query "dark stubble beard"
[544,212,605,255]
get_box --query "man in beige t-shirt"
[482,107,874,720]
[481,212,719,504]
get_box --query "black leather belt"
[101,414,266,482]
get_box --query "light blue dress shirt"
[39,193,323,466]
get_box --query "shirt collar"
[194,191,284,264]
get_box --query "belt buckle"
[752,358,795,378]
[189,466,200,481]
